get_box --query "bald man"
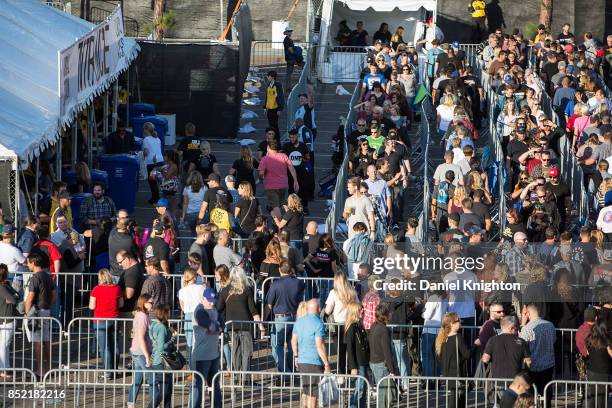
[291,299,331,407]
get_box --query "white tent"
[0,0,140,161]
[318,0,437,82]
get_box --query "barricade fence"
[544,380,611,408]
[42,368,208,407]
[376,375,539,408]
[419,97,433,243]
[314,45,368,83]
[285,48,311,138]
[212,370,372,408]
[0,368,37,407]
[250,41,311,68]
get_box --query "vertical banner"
[59,6,128,123]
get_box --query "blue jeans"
[289,240,302,250]
[128,353,152,404]
[222,327,231,369]
[349,365,368,408]
[51,281,61,321]
[317,281,333,311]
[392,339,409,387]
[189,357,221,408]
[184,312,193,365]
[95,321,119,371]
[420,332,439,377]
[149,363,172,408]
[370,362,394,408]
[270,315,294,373]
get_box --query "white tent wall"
[318,0,435,83]
[0,145,19,227]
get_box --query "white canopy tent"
[317,0,437,82]
[0,0,140,162]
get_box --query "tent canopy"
[0,0,139,161]
[336,0,436,11]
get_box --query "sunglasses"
[357,123,366,127]
[537,195,546,199]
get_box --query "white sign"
[59,6,128,122]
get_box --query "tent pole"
[56,132,62,177]
[34,157,39,215]
[72,122,77,165]
[88,106,94,168]
[126,69,130,127]
[104,92,109,140]
[112,81,119,132]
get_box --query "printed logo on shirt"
[187,140,201,150]
[288,150,303,167]
[144,245,154,260]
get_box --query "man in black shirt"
[545,168,570,230]
[506,129,529,192]
[482,316,531,379]
[107,121,135,154]
[471,189,492,232]
[143,223,171,273]
[349,21,369,46]
[116,250,144,314]
[348,119,370,157]
[499,372,533,408]
[283,129,313,213]
[177,122,201,176]
[108,217,139,278]
[283,27,303,93]
[257,128,278,159]
[378,133,411,223]
[197,174,232,223]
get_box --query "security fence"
[544,380,611,408]
[250,41,311,68]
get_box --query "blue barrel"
[70,193,92,233]
[98,154,140,214]
[61,169,108,193]
[90,169,109,192]
[118,103,156,124]
[132,116,168,153]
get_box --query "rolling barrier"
[376,375,539,408]
[212,370,372,408]
[544,380,611,408]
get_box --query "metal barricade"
[64,317,187,381]
[250,41,310,68]
[376,375,538,407]
[285,51,311,137]
[4,316,63,377]
[221,320,350,375]
[212,370,371,408]
[0,368,37,407]
[314,45,367,83]
[544,380,611,407]
[419,97,433,243]
[42,368,206,407]
[259,276,342,316]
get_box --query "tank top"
[266,85,278,110]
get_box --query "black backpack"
[355,324,370,360]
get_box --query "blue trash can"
[98,154,140,214]
[118,103,156,124]
[132,116,168,153]
[61,169,109,194]
[70,193,92,233]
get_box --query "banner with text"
[59,6,129,123]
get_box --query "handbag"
[161,348,186,370]
[318,375,340,407]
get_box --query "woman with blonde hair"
[89,268,122,376]
[188,140,220,180]
[181,170,207,233]
[273,193,304,248]
[449,185,466,214]
[230,145,259,193]
[345,302,368,408]
[178,267,205,364]
[324,272,357,374]
[590,230,605,263]
[436,312,469,408]
[436,94,456,139]
[571,103,591,150]
[74,161,91,193]
[234,181,260,237]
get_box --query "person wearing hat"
[0,223,25,274]
[49,191,73,234]
[336,19,351,46]
[197,173,233,224]
[349,21,369,47]
[188,287,223,408]
[545,166,570,230]
[468,0,487,42]
[532,24,547,45]
[283,25,303,93]
[283,127,314,214]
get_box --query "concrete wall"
[69,0,604,43]
[437,0,605,44]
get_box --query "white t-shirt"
[343,195,374,239]
[443,269,477,319]
[422,295,449,334]
[433,162,464,186]
[0,242,25,272]
[436,104,455,132]
[183,186,207,214]
[324,289,352,324]
[143,136,163,165]
[596,205,612,233]
[179,283,205,314]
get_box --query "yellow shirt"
[210,208,231,232]
[471,1,486,18]
[266,85,278,110]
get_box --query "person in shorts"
[258,139,299,219]
[291,299,330,406]
[23,252,56,378]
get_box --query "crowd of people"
[0,14,611,408]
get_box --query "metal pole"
[126,70,130,127]
[219,0,224,36]
[71,122,77,165]
[112,81,119,132]
[87,106,94,168]
[34,156,39,215]
[306,0,311,44]
[56,132,62,177]
[104,92,109,140]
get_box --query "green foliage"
[524,23,538,41]
[156,10,177,33]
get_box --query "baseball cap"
[366,56,374,64]
[58,191,72,200]
[548,167,559,178]
[374,39,383,45]
[203,287,218,303]
[564,44,574,54]
[155,198,169,207]
[206,173,221,183]
[451,41,459,49]
[468,225,486,236]
[225,175,236,183]
[2,224,14,235]
[283,25,293,33]
[566,65,575,73]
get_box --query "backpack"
[437,181,451,207]
[354,324,370,361]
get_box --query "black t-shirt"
[283,36,295,60]
[258,141,269,157]
[283,142,310,171]
[484,333,531,378]
[282,210,304,241]
[352,150,375,178]
[458,212,483,230]
[178,138,201,164]
[310,248,338,278]
[471,202,491,223]
[436,53,450,72]
[546,182,569,204]
[350,30,368,47]
[587,344,612,376]
[236,198,259,234]
[507,139,529,165]
[191,154,218,179]
[380,144,409,175]
[143,237,170,262]
[203,187,232,213]
[248,230,273,272]
[502,222,527,241]
[373,30,391,44]
[217,284,257,331]
[231,158,259,186]
[499,389,519,408]
[118,263,144,312]
[302,234,319,259]
[541,62,559,84]
[28,271,55,310]
[348,130,369,148]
